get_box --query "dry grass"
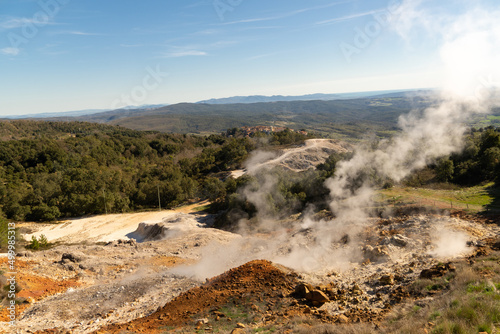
[277,316,375,334]
[381,253,500,334]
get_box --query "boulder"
[305,290,330,305]
[294,283,313,298]
[420,262,455,279]
[379,274,395,285]
[383,234,411,247]
[363,245,390,262]
[352,284,363,294]
[61,252,85,263]
[195,318,209,330]
[337,314,349,323]
[231,329,245,334]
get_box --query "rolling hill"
[52,93,437,139]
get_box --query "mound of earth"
[95,260,299,333]
[23,201,210,244]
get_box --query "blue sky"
[1,0,499,115]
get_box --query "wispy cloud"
[50,30,103,36]
[221,1,351,26]
[208,40,238,48]
[238,25,283,31]
[222,17,270,25]
[0,16,56,29]
[0,47,20,56]
[159,39,235,58]
[245,52,279,61]
[162,50,208,58]
[192,28,221,36]
[283,0,354,17]
[316,9,384,25]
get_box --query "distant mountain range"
[3,109,111,119]
[2,104,169,120]
[2,88,498,139]
[195,89,426,104]
[3,89,430,120]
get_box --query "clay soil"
[0,258,81,322]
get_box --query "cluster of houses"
[240,126,308,136]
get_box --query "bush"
[27,234,49,250]
[28,204,61,221]
[28,236,40,250]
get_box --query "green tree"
[202,177,226,202]
[435,158,455,182]
[481,147,500,180]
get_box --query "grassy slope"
[378,183,500,213]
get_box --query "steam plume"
[326,0,500,224]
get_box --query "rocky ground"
[1,207,499,333]
[258,139,352,173]
[234,139,352,176]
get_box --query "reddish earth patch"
[0,258,80,322]
[94,260,299,334]
[145,256,195,270]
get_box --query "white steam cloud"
[326,0,500,225]
[429,225,469,258]
[390,0,500,99]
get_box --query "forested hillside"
[0,120,309,221]
[54,96,437,138]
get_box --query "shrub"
[26,234,49,250]
[28,235,40,250]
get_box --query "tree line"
[0,121,310,222]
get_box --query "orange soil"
[145,256,195,270]
[0,258,80,322]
